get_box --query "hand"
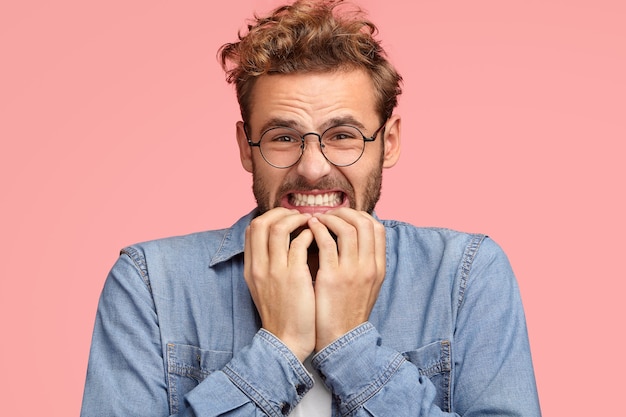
[243,208,316,362]
[307,208,386,351]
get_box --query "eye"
[333,133,351,140]
[324,126,360,141]
[262,127,301,144]
[272,134,299,143]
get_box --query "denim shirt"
[81,211,541,416]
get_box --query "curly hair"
[218,0,402,124]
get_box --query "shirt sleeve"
[80,252,314,417]
[310,238,541,416]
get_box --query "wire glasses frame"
[245,121,387,169]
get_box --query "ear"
[236,121,254,173]
[382,115,401,168]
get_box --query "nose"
[295,135,332,182]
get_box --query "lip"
[280,190,348,214]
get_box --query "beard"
[251,157,384,215]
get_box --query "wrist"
[263,329,314,363]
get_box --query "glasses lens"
[257,125,369,168]
[259,127,303,168]
[321,125,366,166]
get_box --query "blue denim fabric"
[81,210,541,416]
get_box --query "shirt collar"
[209,209,257,267]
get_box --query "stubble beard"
[251,160,383,215]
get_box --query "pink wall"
[1,1,624,415]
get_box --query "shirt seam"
[457,234,486,309]
[341,353,406,415]
[222,364,280,417]
[312,322,374,364]
[120,246,151,293]
[257,329,314,385]
[311,323,407,415]
[222,331,313,417]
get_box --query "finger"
[288,227,314,266]
[350,211,386,286]
[307,216,341,267]
[247,208,299,268]
[373,218,386,280]
[328,209,380,261]
[266,212,312,267]
[244,225,252,280]
[314,210,361,260]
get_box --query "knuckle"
[248,217,267,231]
[269,222,290,238]
[341,224,357,239]
[268,264,282,278]
[248,262,265,278]
[356,217,376,236]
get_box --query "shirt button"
[296,384,306,396]
[281,402,291,415]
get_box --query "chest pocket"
[166,343,233,414]
[402,340,451,412]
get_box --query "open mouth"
[289,192,344,208]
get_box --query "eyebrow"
[258,118,300,134]
[322,116,366,130]
[258,115,366,135]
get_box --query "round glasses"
[246,122,386,168]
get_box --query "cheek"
[344,158,379,190]
[253,165,288,196]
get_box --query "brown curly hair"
[219,0,402,124]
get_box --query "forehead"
[247,69,379,130]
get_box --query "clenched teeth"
[291,192,342,207]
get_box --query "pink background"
[1,1,624,415]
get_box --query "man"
[81,1,541,416]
